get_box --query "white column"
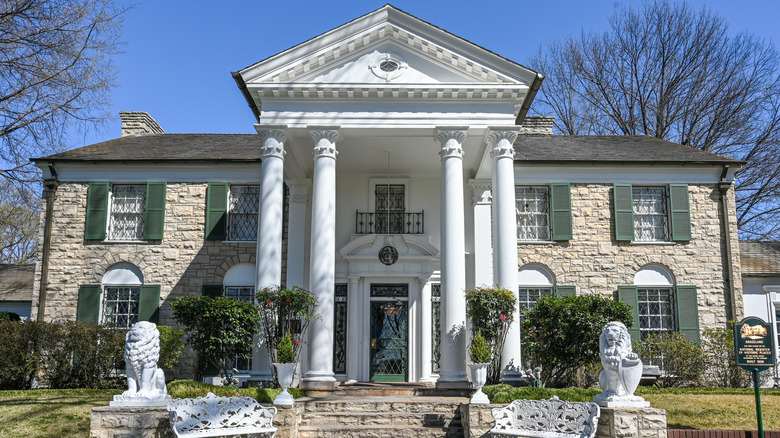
[250,126,287,383]
[285,180,310,289]
[487,127,522,382]
[302,126,341,389]
[470,180,493,287]
[256,126,287,288]
[346,276,361,381]
[434,127,470,388]
[418,276,436,382]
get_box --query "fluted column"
[302,126,341,389]
[256,126,287,289]
[434,127,470,388]
[487,127,522,382]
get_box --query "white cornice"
[252,84,528,101]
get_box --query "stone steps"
[297,396,467,438]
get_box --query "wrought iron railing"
[355,211,424,234]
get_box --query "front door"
[369,284,408,382]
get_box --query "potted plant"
[469,331,491,404]
[258,286,319,405]
[465,286,516,384]
[273,332,297,405]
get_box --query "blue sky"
[73,0,780,146]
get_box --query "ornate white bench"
[490,396,600,438]
[167,392,277,437]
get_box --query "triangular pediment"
[238,5,538,88]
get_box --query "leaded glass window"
[228,185,260,241]
[516,186,551,241]
[102,286,140,328]
[108,185,146,240]
[375,185,405,234]
[224,286,254,371]
[333,284,348,375]
[431,284,441,373]
[637,288,675,340]
[633,187,669,242]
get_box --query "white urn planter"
[273,362,298,406]
[469,362,490,404]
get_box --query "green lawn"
[1,387,779,437]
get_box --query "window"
[618,265,700,343]
[108,185,146,240]
[76,263,160,326]
[515,184,572,242]
[84,182,166,241]
[219,264,256,372]
[614,184,691,242]
[228,185,260,241]
[375,184,405,234]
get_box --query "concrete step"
[300,397,468,414]
[299,411,462,427]
[297,424,464,438]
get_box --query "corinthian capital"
[486,127,519,159]
[435,126,469,159]
[309,126,342,159]
[257,125,289,159]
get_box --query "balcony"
[355,211,424,234]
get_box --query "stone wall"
[31,181,272,378]
[517,183,743,329]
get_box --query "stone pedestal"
[90,405,173,438]
[596,406,667,438]
[460,403,502,438]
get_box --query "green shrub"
[167,379,304,403]
[171,296,261,382]
[465,287,516,383]
[276,333,295,364]
[257,286,319,364]
[521,294,633,387]
[157,325,185,378]
[483,384,601,404]
[470,332,491,363]
[0,311,21,322]
[0,320,45,389]
[634,332,705,387]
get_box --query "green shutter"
[555,285,576,297]
[613,184,634,241]
[550,183,573,240]
[206,183,228,240]
[144,182,167,240]
[138,285,161,323]
[669,184,692,241]
[202,285,223,298]
[77,285,101,323]
[676,285,700,343]
[617,286,640,341]
[84,182,109,240]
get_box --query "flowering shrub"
[465,287,516,383]
[258,286,319,364]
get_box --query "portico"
[234,4,541,387]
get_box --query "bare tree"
[530,1,780,240]
[1,0,123,184]
[0,179,39,264]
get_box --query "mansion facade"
[31,5,743,387]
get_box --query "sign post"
[734,316,775,437]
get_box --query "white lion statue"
[111,321,170,406]
[592,321,649,407]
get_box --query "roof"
[0,264,35,301]
[514,135,741,165]
[33,134,263,163]
[740,241,780,277]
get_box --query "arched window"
[633,265,675,340]
[91,262,160,329]
[517,264,555,311]
[223,263,255,371]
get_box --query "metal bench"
[490,396,600,438]
[168,392,277,438]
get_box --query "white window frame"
[107,184,146,241]
[515,186,551,242]
[632,186,670,242]
[634,265,676,340]
[100,263,144,328]
[227,185,260,241]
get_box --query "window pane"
[102,286,141,329]
[633,187,668,242]
[637,287,675,339]
[108,185,146,240]
[223,286,255,371]
[516,187,551,241]
[228,186,260,241]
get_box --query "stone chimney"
[119,111,164,137]
[519,116,555,135]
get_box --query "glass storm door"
[369,284,408,382]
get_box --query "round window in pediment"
[379,59,400,72]
[370,54,407,81]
